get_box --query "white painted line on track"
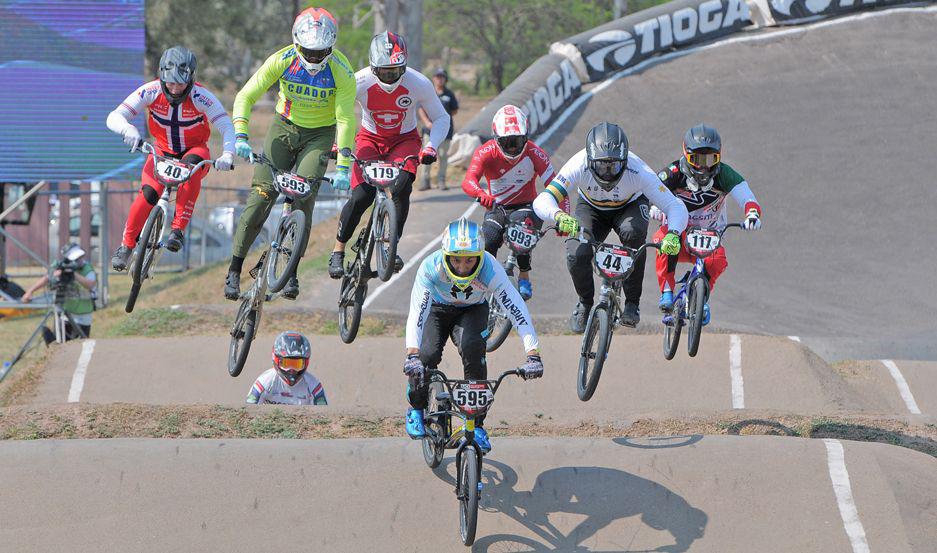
[788,335,801,342]
[730,334,744,409]
[824,439,871,553]
[880,360,922,415]
[363,202,480,310]
[67,340,96,403]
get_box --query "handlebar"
[249,152,333,185]
[425,367,530,393]
[570,229,661,257]
[334,147,419,168]
[135,141,215,175]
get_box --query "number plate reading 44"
[594,246,633,278]
[505,225,538,251]
[685,228,720,256]
[364,163,399,185]
[155,159,191,183]
[275,173,311,197]
[453,382,493,414]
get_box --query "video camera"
[50,244,86,301]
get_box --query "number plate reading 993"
[275,173,311,197]
[594,246,633,277]
[155,159,191,183]
[452,382,493,414]
[505,225,538,251]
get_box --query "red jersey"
[462,139,556,206]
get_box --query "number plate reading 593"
[275,173,310,196]
[453,383,493,413]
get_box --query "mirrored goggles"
[685,151,720,169]
[591,159,625,181]
[299,46,331,65]
[278,357,306,370]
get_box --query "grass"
[106,307,195,337]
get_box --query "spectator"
[418,67,459,191]
[20,244,96,344]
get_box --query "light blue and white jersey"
[406,250,539,352]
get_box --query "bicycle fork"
[454,418,483,498]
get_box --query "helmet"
[292,7,338,74]
[492,105,528,160]
[441,218,484,291]
[586,122,629,190]
[272,331,311,386]
[158,46,197,105]
[369,31,408,92]
[680,124,722,192]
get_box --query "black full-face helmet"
[680,124,722,192]
[586,122,629,191]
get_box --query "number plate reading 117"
[685,229,720,254]
[364,164,399,183]
[452,382,493,414]
[155,159,191,182]
[505,225,538,250]
[594,246,633,277]
[275,173,311,197]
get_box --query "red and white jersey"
[462,139,555,206]
[111,80,235,155]
[355,67,450,148]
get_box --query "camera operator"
[21,243,97,344]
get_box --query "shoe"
[518,279,532,301]
[659,291,674,312]
[166,229,184,253]
[474,427,492,454]
[328,251,345,280]
[394,254,404,272]
[621,302,640,327]
[224,271,241,301]
[281,277,299,300]
[569,301,592,334]
[405,408,426,439]
[111,245,132,272]
[702,303,711,326]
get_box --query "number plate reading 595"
[453,382,493,413]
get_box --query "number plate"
[364,163,400,186]
[155,159,191,183]
[505,224,538,252]
[452,381,494,415]
[685,228,721,257]
[274,172,312,197]
[593,245,633,279]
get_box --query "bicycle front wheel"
[687,277,708,357]
[459,449,480,546]
[267,209,307,294]
[662,302,683,361]
[374,199,399,282]
[422,380,447,469]
[228,296,258,377]
[338,274,365,344]
[578,306,611,401]
[126,206,164,312]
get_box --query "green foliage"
[107,307,193,337]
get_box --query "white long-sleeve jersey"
[355,67,450,149]
[246,368,327,406]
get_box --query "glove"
[403,353,424,380]
[121,126,142,150]
[649,205,667,224]
[660,230,681,256]
[555,212,580,236]
[743,208,761,231]
[332,166,351,191]
[235,137,253,160]
[520,354,543,380]
[214,151,235,171]
[478,191,496,209]
[419,146,437,165]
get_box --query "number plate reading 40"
[275,173,311,197]
[685,229,720,254]
[453,382,493,414]
[364,164,399,183]
[594,247,633,277]
[505,225,538,250]
[155,160,191,183]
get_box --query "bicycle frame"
[575,232,659,325]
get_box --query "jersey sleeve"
[533,152,582,222]
[486,258,539,352]
[461,146,488,198]
[232,48,290,138]
[530,144,556,186]
[405,257,436,350]
[106,82,153,136]
[192,85,236,154]
[417,75,450,149]
[246,373,269,404]
[656,161,682,192]
[312,382,327,406]
[639,160,688,233]
[331,51,357,168]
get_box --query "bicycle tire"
[374,199,399,282]
[577,306,611,402]
[267,209,307,293]
[338,275,365,344]
[422,380,447,469]
[459,449,480,546]
[126,207,164,313]
[662,301,683,361]
[687,277,708,357]
[228,297,258,377]
[124,283,142,314]
[485,274,518,353]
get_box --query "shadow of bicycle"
[433,455,707,552]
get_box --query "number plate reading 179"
[594,246,633,278]
[685,228,720,256]
[275,173,311,197]
[155,159,191,183]
[364,163,400,184]
[452,382,493,414]
[505,225,538,251]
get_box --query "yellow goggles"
[278,357,305,370]
[685,151,720,169]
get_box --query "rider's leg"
[291,125,335,255]
[453,302,489,425]
[567,202,613,307]
[613,197,650,306]
[172,145,210,232]
[703,246,728,288]
[392,171,414,239]
[408,306,457,409]
[332,134,382,254]
[386,130,422,238]
[121,156,164,248]
[481,205,508,258]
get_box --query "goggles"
[685,150,720,169]
[373,65,406,85]
[591,159,625,182]
[299,46,331,65]
[278,357,306,370]
[497,135,527,157]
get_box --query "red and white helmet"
[292,7,338,74]
[369,31,408,92]
[492,105,528,160]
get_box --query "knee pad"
[142,185,160,206]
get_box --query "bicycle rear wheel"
[338,273,365,344]
[126,207,164,313]
[578,306,611,402]
[228,296,258,377]
[374,199,399,282]
[267,209,307,293]
[422,380,448,469]
[485,274,517,352]
[687,278,708,357]
[459,449,480,546]
[662,301,683,360]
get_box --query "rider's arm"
[331,51,357,168]
[530,144,556,188]
[416,75,450,149]
[191,85,236,155]
[106,82,154,135]
[460,146,489,199]
[720,164,761,216]
[245,375,268,404]
[640,161,689,233]
[487,257,540,352]
[405,258,436,352]
[232,48,290,139]
[533,152,583,222]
